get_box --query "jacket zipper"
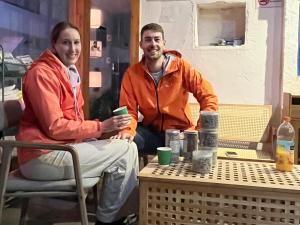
[146,72,164,132]
[154,86,164,132]
[145,55,173,132]
[157,70,172,132]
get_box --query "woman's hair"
[140,23,164,40]
[50,21,80,45]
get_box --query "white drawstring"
[67,65,82,120]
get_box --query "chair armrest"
[0,140,85,197]
[0,140,74,152]
[0,140,80,175]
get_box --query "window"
[197,2,246,47]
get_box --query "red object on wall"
[258,0,270,6]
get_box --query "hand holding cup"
[101,106,131,133]
[113,106,131,129]
[113,114,131,129]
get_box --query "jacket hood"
[164,49,182,58]
[30,49,65,72]
[26,49,73,93]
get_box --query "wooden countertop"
[139,158,300,194]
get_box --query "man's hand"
[111,132,134,143]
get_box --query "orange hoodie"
[119,50,218,136]
[16,50,102,164]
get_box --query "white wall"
[282,1,300,95]
[140,0,283,122]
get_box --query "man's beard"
[146,50,162,61]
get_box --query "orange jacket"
[16,50,102,164]
[119,50,218,136]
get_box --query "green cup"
[157,147,172,167]
[113,106,128,116]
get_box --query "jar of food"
[199,130,218,147]
[192,150,212,174]
[183,130,198,162]
[200,111,219,130]
[165,129,180,163]
[198,146,218,166]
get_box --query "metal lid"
[183,129,198,134]
[165,129,180,134]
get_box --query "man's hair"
[140,23,164,40]
[51,21,80,45]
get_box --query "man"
[115,23,218,154]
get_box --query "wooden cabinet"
[139,158,300,225]
[283,92,300,164]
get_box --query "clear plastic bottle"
[276,116,295,172]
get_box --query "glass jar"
[183,130,198,162]
[192,150,213,174]
[165,129,180,163]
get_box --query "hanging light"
[90,9,102,28]
[89,71,102,87]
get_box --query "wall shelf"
[196,2,246,47]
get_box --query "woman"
[16,21,138,225]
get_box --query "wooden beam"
[69,0,90,118]
[130,0,140,65]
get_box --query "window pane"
[0,0,69,59]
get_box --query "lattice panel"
[190,103,200,124]
[143,182,300,225]
[139,160,300,225]
[218,140,256,149]
[189,103,272,143]
[218,105,271,142]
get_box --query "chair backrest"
[0,100,23,135]
[189,103,273,145]
[0,100,23,165]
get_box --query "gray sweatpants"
[20,139,139,223]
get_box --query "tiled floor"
[3,197,96,225]
[3,195,139,225]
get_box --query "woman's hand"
[101,114,132,133]
[111,131,135,143]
